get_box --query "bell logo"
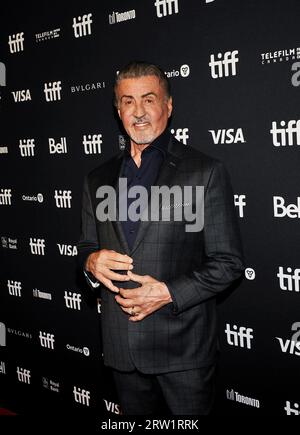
[273,196,300,219]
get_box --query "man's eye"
[125,100,132,105]
[145,99,154,104]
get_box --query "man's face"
[116,75,173,146]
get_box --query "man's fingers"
[106,251,133,264]
[127,270,147,283]
[100,277,120,293]
[104,270,131,281]
[105,260,134,271]
[115,294,134,308]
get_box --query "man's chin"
[130,135,155,145]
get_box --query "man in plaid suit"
[77,61,244,415]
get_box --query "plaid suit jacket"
[77,135,244,374]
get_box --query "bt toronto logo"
[8,33,24,53]
[109,9,136,24]
[72,14,93,38]
[270,120,300,146]
[225,323,254,349]
[209,50,239,79]
[95,179,205,233]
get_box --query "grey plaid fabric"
[77,135,244,374]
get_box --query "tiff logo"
[234,195,246,218]
[64,291,82,310]
[7,280,22,297]
[39,331,55,349]
[44,81,62,102]
[285,401,300,415]
[29,238,45,255]
[73,386,91,406]
[277,267,300,292]
[49,137,67,154]
[209,50,239,78]
[225,323,254,349]
[155,0,179,18]
[73,14,93,38]
[8,33,24,53]
[170,128,189,145]
[19,139,35,157]
[83,134,102,154]
[54,190,72,208]
[0,189,12,205]
[270,120,300,146]
[273,196,300,219]
[16,367,31,384]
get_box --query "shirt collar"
[124,129,171,158]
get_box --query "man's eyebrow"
[120,92,157,101]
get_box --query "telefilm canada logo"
[261,46,300,65]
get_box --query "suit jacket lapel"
[129,138,182,256]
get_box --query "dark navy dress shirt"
[119,130,170,251]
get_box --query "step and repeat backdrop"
[0,0,299,416]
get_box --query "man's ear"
[117,108,121,118]
[167,97,173,118]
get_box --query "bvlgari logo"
[70,81,105,94]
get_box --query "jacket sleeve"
[77,175,101,288]
[164,161,245,315]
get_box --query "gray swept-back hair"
[114,61,171,107]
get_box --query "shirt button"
[130,229,135,234]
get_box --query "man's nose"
[134,101,146,118]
